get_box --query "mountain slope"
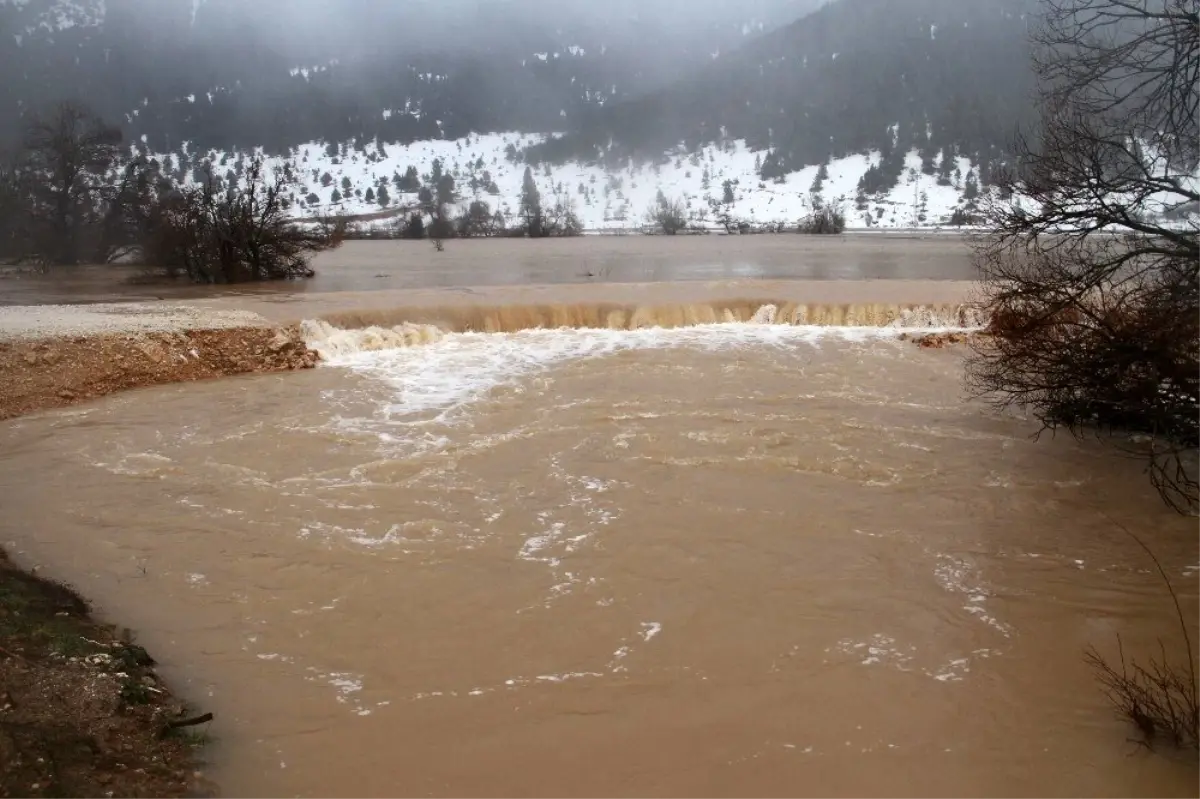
[0,0,825,153]
[528,0,1036,189]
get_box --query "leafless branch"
[968,0,1199,512]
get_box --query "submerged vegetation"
[969,0,1199,513]
[968,0,1198,756]
[142,159,343,283]
[0,101,343,282]
[1085,520,1198,752]
[796,205,847,234]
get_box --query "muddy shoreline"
[0,548,214,798]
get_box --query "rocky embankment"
[0,303,318,421]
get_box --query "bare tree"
[456,199,501,237]
[796,205,846,234]
[21,101,123,265]
[94,157,167,264]
[541,186,584,237]
[144,158,343,284]
[646,192,687,234]
[968,0,1199,512]
[0,154,34,263]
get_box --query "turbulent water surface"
[1,287,1197,796]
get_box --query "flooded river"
[0,235,975,305]
[0,238,1196,796]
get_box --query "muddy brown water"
[0,238,1197,797]
[0,235,977,306]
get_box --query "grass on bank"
[0,548,212,797]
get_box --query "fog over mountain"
[0,0,828,151]
[0,0,1042,228]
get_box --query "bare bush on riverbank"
[1086,641,1199,751]
[968,0,1199,512]
[796,205,846,234]
[1084,521,1198,751]
[143,158,343,283]
[646,192,688,235]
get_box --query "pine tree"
[435,173,456,211]
[331,189,342,203]
[810,162,829,194]
[963,170,980,202]
[418,186,435,214]
[520,166,543,236]
[377,185,390,206]
[365,187,375,203]
[341,176,351,191]
[398,165,420,192]
[936,149,955,186]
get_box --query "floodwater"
[0,235,977,306]
[1,293,1197,797]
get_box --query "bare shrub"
[1086,642,1199,751]
[144,158,342,283]
[796,205,846,234]
[969,0,1199,512]
[646,192,687,235]
[1084,520,1198,751]
[456,199,503,237]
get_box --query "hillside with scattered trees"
[527,0,1037,196]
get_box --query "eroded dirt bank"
[0,326,317,421]
[0,548,214,798]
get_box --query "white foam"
[313,321,977,426]
[301,318,446,359]
[639,622,663,642]
[933,553,1012,637]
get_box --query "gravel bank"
[0,301,316,420]
[0,302,270,341]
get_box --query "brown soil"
[0,325,318,421]
[0,549,214,798]
[899,331,986,348]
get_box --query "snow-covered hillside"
[156,132,992,232]
[2,0,104,37]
